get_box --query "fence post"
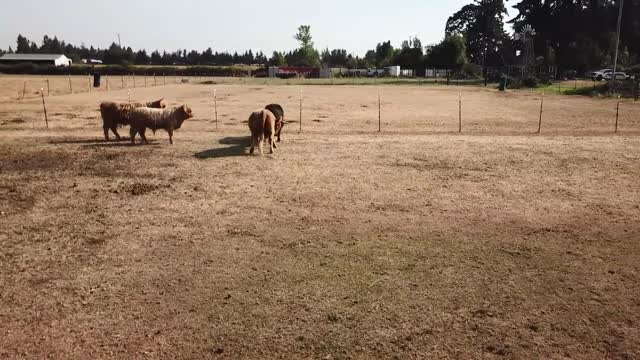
[214,89,218,130]
[121,75,124,89]
[299,88,303,132]
[106,75,110,91]
[458,92,462,133]
[46,78,50,96]
[133,73,136,88]
[144,74,147,87]
[378,90,382,133]
[68,75,73,94]
[537,92,544,134]
[22,80,27,100]
[163,73,166,85]
[40,88,49,129]
[154,74,157,86]
[88,75,91,92]
[615,97,620,133]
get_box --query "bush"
[523,77,539,88]
[462,63,483,79]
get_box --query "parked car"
[590,69,612,81]
[603,71,630,81]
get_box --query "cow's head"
[179,105,194,119]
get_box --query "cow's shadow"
[195,137,249,159]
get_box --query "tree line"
[2,35,268,66]
[2,1,638,75]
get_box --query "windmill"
[515,25,536,76]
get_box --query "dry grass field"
[1,75,639,359]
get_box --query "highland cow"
[128,105,193,145]
[248,109,277,155]
[100,99,167,141]
[265,104,285,142]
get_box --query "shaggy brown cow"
[248,109,277,155]
[128,105,193,145]
[100,99,167,141]
[265,104,285,142]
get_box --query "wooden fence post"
[22,80,27,99]
[537,92,544,134]
[154,74,157,86]
[163,73,166,85]
[144,74,147,87]
[88,75,92,92]
[40,88,49,129]
[68,75,73,94]
[46,78,50,96]
[133,73,136,88]
[121,75,124,89]
[458,93,462,133]
[615,97,620,133]
[106,75,110,91]
[299,88,303,132]
[214,89,218,129]
[378,90,382,133]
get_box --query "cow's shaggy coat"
[248,109,277,155]
[100,99,167,140]
[128,105,193,145]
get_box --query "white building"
[0,54,73,67]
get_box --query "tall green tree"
[16,35,32,53]
[293,25,320,67]
[425,35,468,69]
[446,0,511,66]
[395,37,424,69]
[375,41,396,67]
[269,51,287,66]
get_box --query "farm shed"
[0,54,73,67]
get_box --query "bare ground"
[1,78,639,359]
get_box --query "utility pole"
[611,0,624,94]
[117,34,122,48]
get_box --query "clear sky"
[0,0,515,56]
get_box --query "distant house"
[0,54,73,67]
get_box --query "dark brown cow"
[265,104,285,142]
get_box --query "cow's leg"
[258,135,264,156]
[111,126,121,141]
[167,128,174,145]
[250,134,256,155]
[268,134,275,154]
[103,126,110,141]
[276,124,282,143]
[129,127,137,145]
[140,128,150,145]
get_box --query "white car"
[591,69,612,81]
[603,71,629,81]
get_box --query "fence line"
[8,78,638,135]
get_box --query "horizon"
[0,0,515,56]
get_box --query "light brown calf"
[248,109,277,155]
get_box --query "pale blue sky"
[1,0,515,56]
